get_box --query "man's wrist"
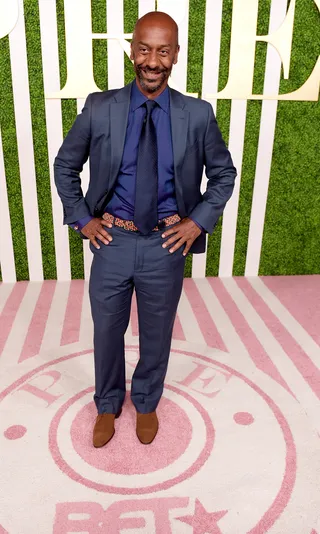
[188,216,205,234]
[71,215,94,232]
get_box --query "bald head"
[132,11,179,47]
[130,11,180,97]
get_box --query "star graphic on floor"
[176,498,228,533]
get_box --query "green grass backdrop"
[0,0,319,280]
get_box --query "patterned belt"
[102,212,181,232]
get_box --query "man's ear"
[173,44,180,65]
[130,43,134,61]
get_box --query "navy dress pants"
[88,223,186,415]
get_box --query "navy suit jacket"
[54,81,237,254]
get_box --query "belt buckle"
[158,219,166,230]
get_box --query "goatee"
[135,65,169,94]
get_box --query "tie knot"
[145,99,157,115]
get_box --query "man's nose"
[147,50,159,69]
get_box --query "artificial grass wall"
[0,0,319,280]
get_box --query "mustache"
[137,65,168,74]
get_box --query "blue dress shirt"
[73,80,203,233]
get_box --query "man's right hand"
[81,218,113,249]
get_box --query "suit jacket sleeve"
[53,94,93,225]
[189,103,237,234]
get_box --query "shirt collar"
[130,78,170,114]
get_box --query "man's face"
[130,24,179,95]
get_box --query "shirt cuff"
[188,215,205,234]
[71,215,94,232]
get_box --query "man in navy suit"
[54,11,237,447]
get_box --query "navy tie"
[134,100,158,235]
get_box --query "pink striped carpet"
[0,276,319,533]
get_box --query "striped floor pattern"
[0,276,319,533]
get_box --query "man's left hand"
[161,217,202,256]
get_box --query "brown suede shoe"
[93,408,122,448]
[136,410,159,444]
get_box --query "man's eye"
[160,50,168,55]
[140,48,147,53]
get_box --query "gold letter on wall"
[48,0,99,98]
[205,0,319,101]
[47,0,132,98]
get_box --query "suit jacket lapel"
[169,88,188,216]
[109,82,133,192]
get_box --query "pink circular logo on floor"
[49,377,215,494]
[2,345,319,533]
